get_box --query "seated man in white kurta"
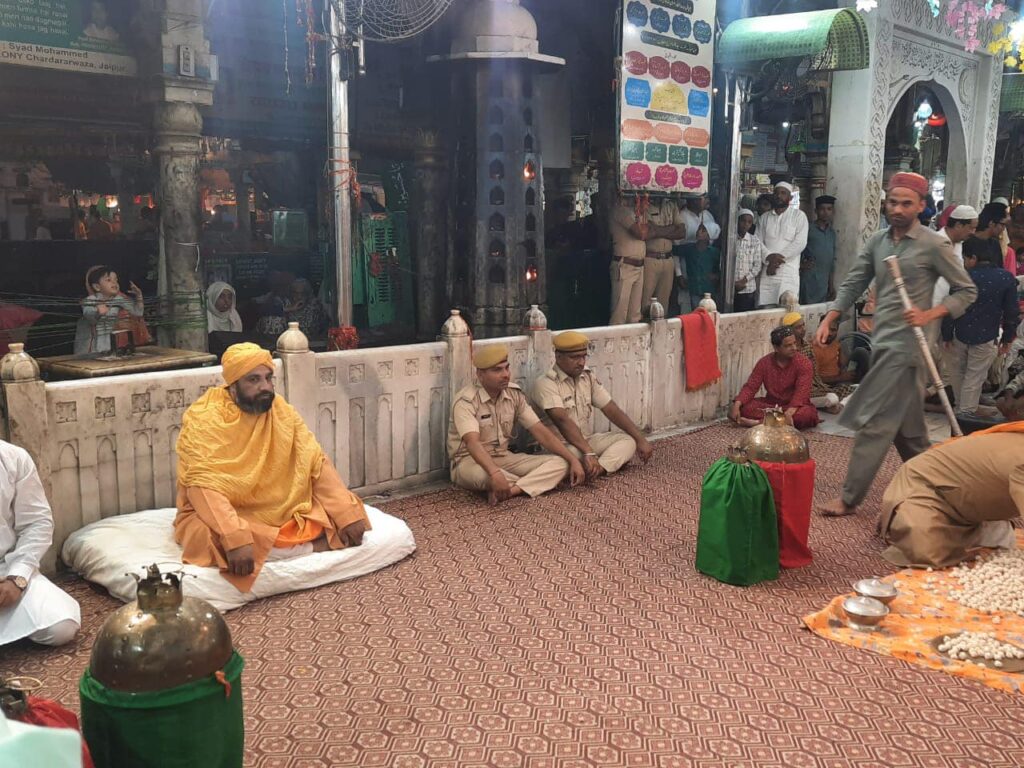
[0,440,80,646]
[532,331,653,480]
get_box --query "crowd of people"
[609,182,831,323]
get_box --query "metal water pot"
[89,564,233,692]
[738,407,810,463]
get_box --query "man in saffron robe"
[729,325,819,429]
[174,343,370,591]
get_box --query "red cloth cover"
[754,459,815,568]
[678,308,722,392]
[16,696,95,768]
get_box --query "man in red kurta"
[729,325,819,429]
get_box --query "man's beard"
[236,390,275,414]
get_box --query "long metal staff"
[883,255,963,437]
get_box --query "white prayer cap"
[993,196,1010,206]
[774,181,794,192]
[950,204,978,220]
[738,208,755,218]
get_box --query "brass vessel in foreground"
[738,407,810,463]
[90,564,233,692]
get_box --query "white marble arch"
[826,0,1003,282]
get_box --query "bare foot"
[487,490,500,506]
[819,497,856,517]
[509,484,525,498]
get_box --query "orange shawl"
[176,387,325,529]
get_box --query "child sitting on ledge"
[73,265,149,356]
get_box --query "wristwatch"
[9,576,27,591]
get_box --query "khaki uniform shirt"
[447,383,540,463]
[532,366,613,438]
[610,199,683,260]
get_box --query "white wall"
[2,305,826,572]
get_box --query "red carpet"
[5,424,1023,767]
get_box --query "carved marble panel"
[55,401,77,424]
[95,397,115,419]
[131,393,151,414]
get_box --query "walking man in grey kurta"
[813,173,977,517]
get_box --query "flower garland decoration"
[944,0,1005,52]
[988,19,1024,69]
[854,0,1014,56]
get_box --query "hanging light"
[916,99,933,119]
[927,113,947,127]
[525,263,538,282]
[523,160,536,181]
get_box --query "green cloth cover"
[696,457,779,586]
[80,651,244,768]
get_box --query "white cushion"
[61,505,415,612]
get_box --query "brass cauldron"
[90,564,233,692]
[737,407,810,463]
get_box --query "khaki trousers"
[451,452,568,498]
[642,257,675,317]
[567,432,637,474]
[609,261,644,324]
[948,338,999,415]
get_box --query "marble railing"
[1,304,825,572]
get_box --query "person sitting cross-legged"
[532,331,653,481]
[449,345,585,505]
[782,311,855,413]
[0,440,81,647]
[728,325,819,429]
[174,343,371,592]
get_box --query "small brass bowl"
[842,596,889,630]
[853,578,899,605]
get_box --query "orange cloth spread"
[177,386,325,531]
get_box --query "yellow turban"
[221,343,274,386]
[782,312,803,327]
[553,331,589,352]
[473,344,509,369]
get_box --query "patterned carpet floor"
[5,423,1024,767]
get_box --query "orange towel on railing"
[678,309,722,391]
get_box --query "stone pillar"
[826,11,888,285]
[277,322,317,431]
[647,301,669,431]
[154,101,206,351]
[0,344,51,506]
[442,309,473,406]
[134,0,216,350]
[411,130,448,339]
[523,304,552,387]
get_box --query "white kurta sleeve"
[2,450,53,583]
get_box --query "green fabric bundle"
[696,457,779,586]
[80,651,244,768]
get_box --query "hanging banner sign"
[0,0,137,77]
[618,0,716,194]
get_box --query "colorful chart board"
[618,0,716,195]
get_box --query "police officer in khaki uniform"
[448,345,585,505]
[609,196,687,324]
[532,331,653,480]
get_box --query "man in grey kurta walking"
[813,173,977,517]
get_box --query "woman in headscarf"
[206,282,242,333]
